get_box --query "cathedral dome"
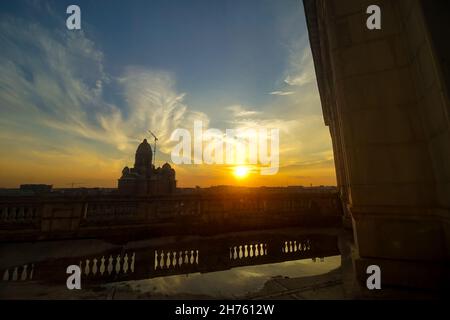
[136,139,152,155]
[134,139,153,172]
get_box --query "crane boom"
[149,130,159,141]
[148,130,158,167]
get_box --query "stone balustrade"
[0,231,339,285]
[0,192,343,241]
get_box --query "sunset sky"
[0,0,336,188]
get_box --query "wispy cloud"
[283,38,316,87]
[269,91,295,96]
[0,13,209,186]
[226,105,260,118]
[0,15,208,150]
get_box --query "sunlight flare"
[234,166,249,179]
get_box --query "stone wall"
[304,0,450,290]
[0,192,343,241]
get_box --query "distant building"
[19,184,53,194]
[118,139,176,195]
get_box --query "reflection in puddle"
[114,255,341,298]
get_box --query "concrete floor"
[0,267,348,300]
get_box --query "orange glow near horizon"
[0,143,337,188]
[0,158,337,189]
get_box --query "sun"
[234,166,249,178]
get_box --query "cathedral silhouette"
[118,139,176,195]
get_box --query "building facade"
[304,0,450,291]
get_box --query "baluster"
[100,256,106,275]
[264,244,267,255]
[17,207,24,221]
[2,269,9,281]
[190,250,194,264]
[260,244,264,256]
[294,241,298,252]
[249,244,254,257]
[5,207,11,221]
[123,254,129,274]
[154,251,158,270]
[166,252,171,268]
[178,251,183,266]
[30,264,34,280]
[115,255,121,274]
[255,244,259,257]
[184,251,189,264]
[130,253,135,273]
[195,250,199,264]
[92,259,98,276]
[12,267,18,280]
[160,251,165,269]
[85,259,90,276]
[107,255,113,275]
[233,247,238,259]
[4,207,10,221]
[289,241,293,252]
[244,245,248,258]
[24,207,30,221]
[229,247,232,259]
[284,242,288,253]
[239,246,243,259]
[172,252,177,267]
[9,207,14,221]
[21,265,28,281]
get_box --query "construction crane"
[148,130,159,168]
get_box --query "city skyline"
[0,0,336,188]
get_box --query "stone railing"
[0,204,40,225]
[0,192,343,241]
[1,230,340,285]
